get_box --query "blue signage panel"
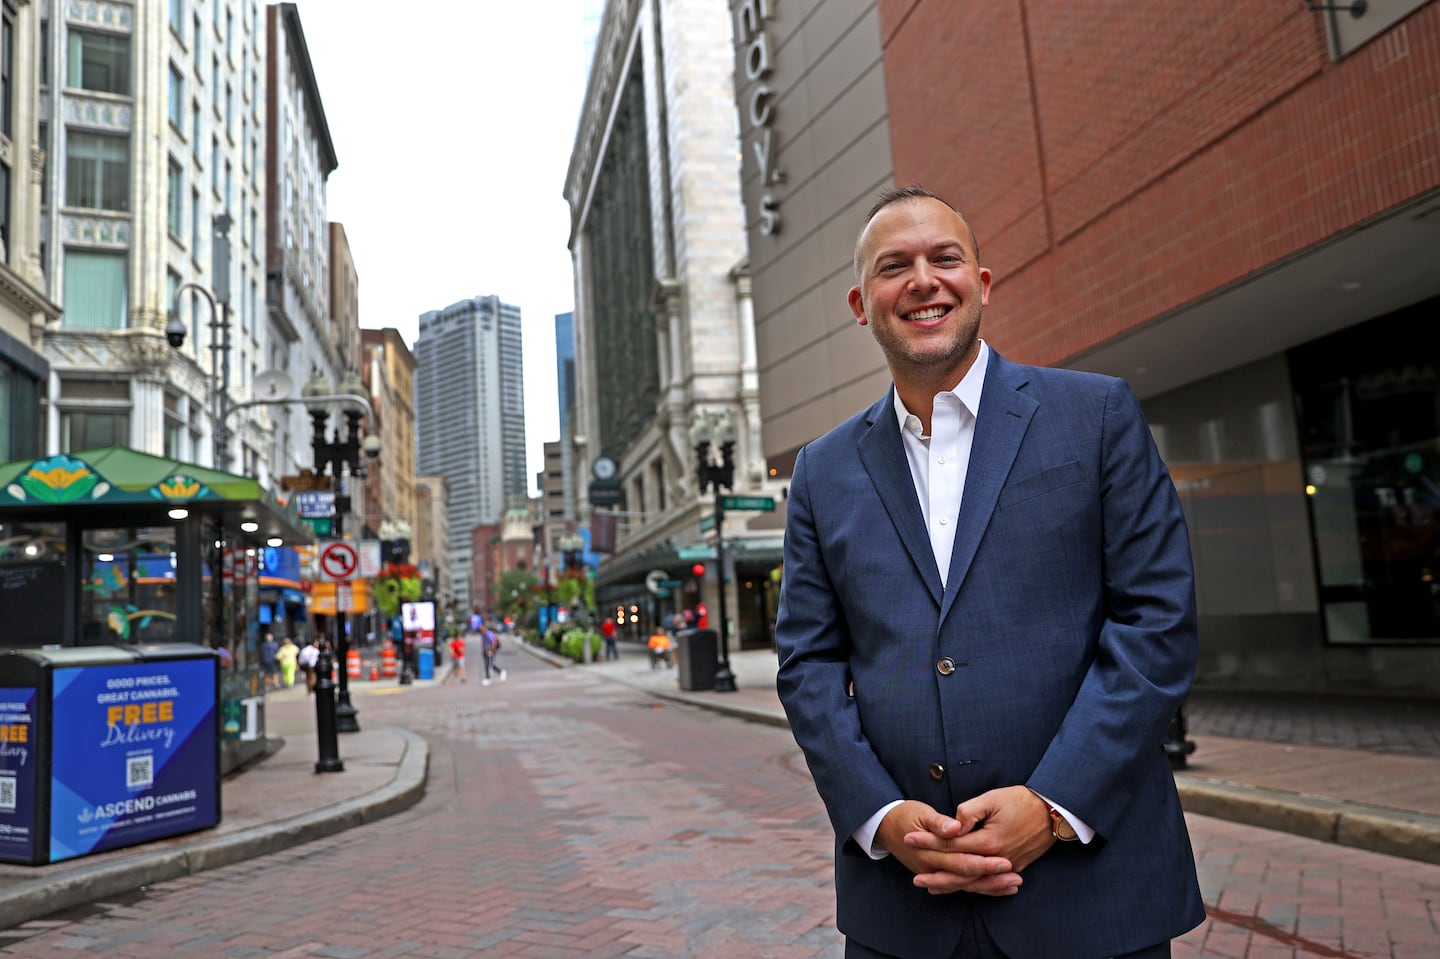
[48,659,218,861]
[0,688,38,861]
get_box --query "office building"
[414,295,526,610]
[729,0,1440,694]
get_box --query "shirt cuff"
[1034,792,1096,844]
[853,800,905,860]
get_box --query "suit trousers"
[843,912,1174,959]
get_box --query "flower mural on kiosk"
[6,455,111,503]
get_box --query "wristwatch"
[1045,805,1079,842]
[1028,787,1079,842]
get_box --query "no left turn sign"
[319,541,359,582]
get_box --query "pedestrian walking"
[259,631,280,690]
[480,626,506,686]
[601,617,619,660]
[774,185,1202,958]
[297,635,321,694]
[448,633,468,683]
[275,636,299,688]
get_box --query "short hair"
[854,184,981,280]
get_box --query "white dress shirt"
[852,342,1093,858]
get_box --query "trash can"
[674,629,718,692]
[0,644,220,866]
[417,646,434,680]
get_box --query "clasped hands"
[875,786,1055,896]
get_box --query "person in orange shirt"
[647,628,673,669]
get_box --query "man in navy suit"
[775,186,1204,958]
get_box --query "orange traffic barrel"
[381,642,397,678]
[346,648,362,679]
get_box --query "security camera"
[164,316,187,349]
[362,435,381,459]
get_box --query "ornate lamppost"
[690,410,739,693]
[304,370,380,733]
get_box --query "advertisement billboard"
[0,688,38,861]
[48,658,218,861]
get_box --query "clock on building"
[592,456,618,481]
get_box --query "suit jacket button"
[929,763,945,780]
[936,657,956,675]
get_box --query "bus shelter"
[0,446,313,772]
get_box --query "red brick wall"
[878,0,1440,365]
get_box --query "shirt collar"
[892,340,991,437]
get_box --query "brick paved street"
[0,652,1436,958]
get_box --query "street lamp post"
[558,532,588,659]
[165,214,235,470]
[304,370,379,733]
[690,410,739,693]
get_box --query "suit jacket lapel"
[939,353,1038,624]
[857,390,944,608]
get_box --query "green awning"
[0,447,312,544]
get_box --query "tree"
[495,568,540,619]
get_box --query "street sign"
[722,495,775,511]
[359,540,382,577]
[589,481,623,507]
[318,541,359,582]
[677,546,716,560]
[302,517,333,536]
[295,491,335,518]
[700,516,716,533]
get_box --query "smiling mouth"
[904,306,950,321]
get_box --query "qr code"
[126,755,154,789]
[0,773,15,812]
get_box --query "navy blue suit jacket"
[775,351,1205,958]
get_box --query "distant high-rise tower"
[414,296,526,610]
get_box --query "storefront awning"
[0,446,313,546]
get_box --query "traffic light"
[692,563,706,578]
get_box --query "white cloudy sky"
[292,0,592,492]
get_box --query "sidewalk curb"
[588,664,1440,867]
[1175,776,1440,865]
[0,725,428,930]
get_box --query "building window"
[168,64,184,128]
[191,187,202,254]
[65,132,130,211]
[0,157,9,257]
[1,8,13,138]
[0,355,42,461]
[164,393,183,458]
[167,158,183,236]
[67,30,131,96]
[62,251,128,329]
[60,410,129,451]
[167,268,181,317]
[210,136,219,193]
[224,82,232,137]
[192,99,202,159]
[211,55,219,113]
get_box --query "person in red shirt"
[448,633,468,684]
[601,617,618,660]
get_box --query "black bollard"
[1163,700,1197,770]
[398,639,414,685]
[313,645,345,773]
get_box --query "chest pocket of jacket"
[998,459,1084,509]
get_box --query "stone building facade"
[566,0,785,652]
[39,0,272,477]
[0,0,61,463]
